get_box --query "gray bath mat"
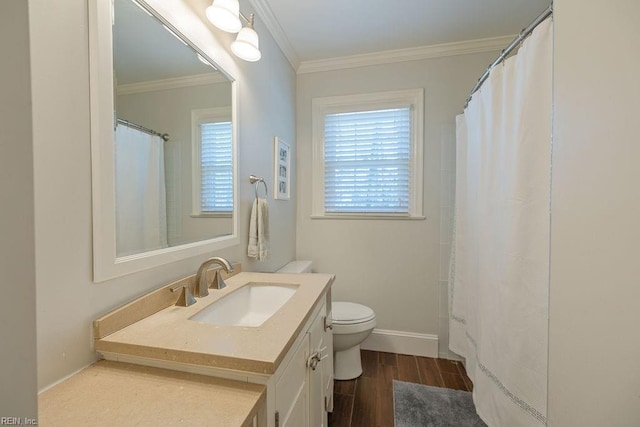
[393,380,487,427]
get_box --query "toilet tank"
[277,260,313,273]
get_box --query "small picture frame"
[274,137,290,200]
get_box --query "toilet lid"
[332,302,375,324]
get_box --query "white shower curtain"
[115,124,168,257]
[449,18,552,427]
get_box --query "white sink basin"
[190,282,298,327]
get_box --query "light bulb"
[206,0,242,33]
[231,26,261,62]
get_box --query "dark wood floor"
[328,350,472,427]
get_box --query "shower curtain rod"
[116,118,169,142]
[465,4,553,108]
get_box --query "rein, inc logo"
[0,418,37,425]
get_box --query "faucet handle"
[209,270,227,290]
[170,283,196,307]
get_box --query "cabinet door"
[308,301,333,426]
[275,334,309,427]
[322,307,334,414]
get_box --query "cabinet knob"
[307,353,319,370]
[323,316,333,331]
[307,346,328,370]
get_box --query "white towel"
[248,197,269,260]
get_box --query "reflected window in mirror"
[192,107,233,217]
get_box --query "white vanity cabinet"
[274,333,309,427]
[94,272,335,427]
[307,302,333,426]
[272,297,333,427]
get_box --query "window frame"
[191,106,233,218]
[311,89,425,219]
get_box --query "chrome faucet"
[194,257,234,297]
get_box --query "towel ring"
[249,175,268,198]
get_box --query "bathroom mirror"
[89,0,239,281]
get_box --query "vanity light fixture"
[206,0,262,62]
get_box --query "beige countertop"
[95,272,334,375]
[39,360,265,427]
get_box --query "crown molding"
[297,34,515,74]
[249,0,300,70]
[116,73,229,95]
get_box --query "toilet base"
[334,345,364,380]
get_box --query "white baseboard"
[360,328,438,357]
[439,350,463,361]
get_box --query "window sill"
[190,213,232,218]
[310,214,426,221]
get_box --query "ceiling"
[261,0,550,63]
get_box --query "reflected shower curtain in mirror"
[449,18,552,427]
[115,124,168,257]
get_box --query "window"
[311,89,424,218]
[192,108,233,216]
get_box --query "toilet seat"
[332,302,376,325]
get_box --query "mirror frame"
[89,0,239,282]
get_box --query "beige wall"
[548,0,640,425]
[30,0,296,390]
[0,0,38,419]
[295,53,496,339]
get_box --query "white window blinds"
[200,121,233,212]
[324,107,411,214]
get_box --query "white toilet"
[332,301,376,380]
[276,260,314,274]
[276,260,377,381]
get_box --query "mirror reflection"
[113,0,234,258]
